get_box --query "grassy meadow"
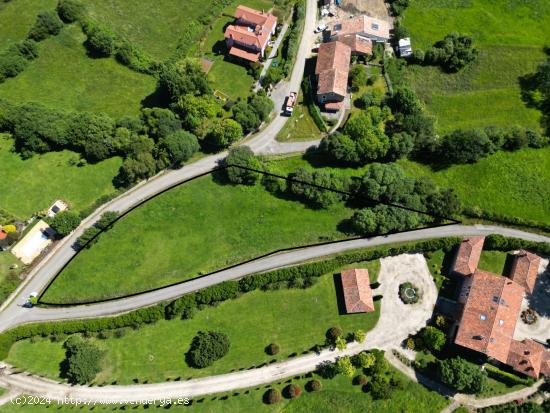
[11,265,380,383]
[0,137,121,220]
[0,25,156,118]
[41,172,355,304]
[402,0,549,132]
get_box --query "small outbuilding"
[398,37,412,57]
[340,268,375,313]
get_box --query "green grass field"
[398,147,550,226]
[402,0,549,132]
[10,265,380,383]
[0,367,448,412]
[0,25,156,118]
[0,137,121,220]
[0,252,23,304]
[277,98,323,142]
[41,173,355,304]
[477,251,508,275]
[0,0,57,49]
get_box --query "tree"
[438,129,494,164]
[56,0,86,23]
[116,152,157,187]
[62,336,104,384]
[28,10,63,41]
[390,87,423,115]
[387,132,414,160]
[174,94,222,136]
[343,110,390,162]
[369,375,392,399]
[249,92,274,122]
[350,64,368,92]
[232,102,260,133]
[158,130,199,166]
[420,326,446,351]
[335,356,355,377]
[68,112,116,162]
[48,211,81,237]
[224,146,262,185]
[424,32,478,72]
[288,168,348,208]
[186,331,230,368]
[359,162,415,204]
[205,118,243,148]
[353,351,375,369]
[318,133,360,164]
[439,357,488,394]
[76,226,100,249]
[350,205,420,235]
[157,59,211,103]
[263,388,281,404]
[140,108,182,141]
[283,384,301,399]
[326,326,343,343]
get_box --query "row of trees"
[76,211,119,248]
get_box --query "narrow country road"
[0,0,318,326]
[0,253,438,402]
[0,224,549,333]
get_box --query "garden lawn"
[402,0,549,132]
[277,99,323,142]
[10,267,380,384]
[0,25,156,118]
[0,137,121,220]
[398,147,550,226]
[0,368,448,412]
[477,251,508,276]
[0,0,57,49]
[41,173,355,304]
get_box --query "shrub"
[439,357,487,394]
[28,10,63,41]
[399,282,419,304]
[186,331,230,368]
[283,384,301,399]
[76,226,100,249]
[352,329,366,343]
[306,379,322,392]
[158,130,199,166]
[352,351,376,369]
[84,25,116,57]
[47,211,81,237]
[353,374,368,385]
[326,326,343,343]
[56,0,86,23]
[265,343,280,356]
[263,388,281,404]
[419,326,446,351]
[224,146,262,185]
[61,336,104,384]
[484,364,533,387]
[369,375,392,400]
[335,356,355,377]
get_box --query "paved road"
[0,253,438,402]
[0,0,318,328]
[1,224,549,333]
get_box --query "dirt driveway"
[339,0,390,21]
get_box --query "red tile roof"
[229,46,260,62]
[330,15,391,41]
[455,270,524,363]
[334,34,373,55]
[225,5,277,57]
[0,231,7,240]
[340,268,375,313]
[510,250,541,294]
[315,41,351,97]
[507,339,548,378]
[453,236,485,276]
[324,101,345,111]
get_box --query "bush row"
[484,364,534,387]
[281,0,305,76]
[462,207,550,234]
[484,234,550,256]
[0,40,39,83]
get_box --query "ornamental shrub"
[186,331,230,368]
[353,374,368,385]
[283,384,301,399]
[265,343,280,356]
[306,379,322,392]
[263,388,281,404]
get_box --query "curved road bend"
[0,0,318,318]
[0,253,437,402]
[1,224,549,333]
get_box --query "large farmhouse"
[224,5,277,63]
[452,237,550,378]
[315,41,351,111]
[328,15,391,44]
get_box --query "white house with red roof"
[224,5,277,63]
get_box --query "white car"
[314,24,327,33]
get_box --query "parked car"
[314,23,327,33]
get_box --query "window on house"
[480,314,487,321]
[371,23,379,30]
[334,24,342,31]
[499,320,504,326]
